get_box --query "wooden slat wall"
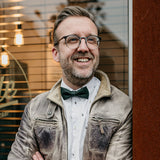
[0,0,129,159]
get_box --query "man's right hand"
[32,152,44,160]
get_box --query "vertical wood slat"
[133,0,160,159]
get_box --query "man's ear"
[52,47,60,62]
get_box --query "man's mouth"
[75,58,90,62]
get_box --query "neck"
[62,76,93,90]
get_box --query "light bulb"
[0,48,10,67]
[14,24,24,47]
[14,30,24,46]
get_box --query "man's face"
[53,16,100,88]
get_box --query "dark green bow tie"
[61,86,89,100]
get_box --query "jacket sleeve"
[106,107,132,160]
[8,101,38,160]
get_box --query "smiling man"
[52,15,100,90]
[8,6,132,160]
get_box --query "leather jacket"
[8,70,132,160]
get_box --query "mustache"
[71,52,94,60]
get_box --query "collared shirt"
[61,77,100,160]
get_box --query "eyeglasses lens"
[65,35,100,49]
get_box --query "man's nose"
[77,38,89,52]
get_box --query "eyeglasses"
[54,34,101,50]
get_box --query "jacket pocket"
[88,116,120,153]
[34,118,61,154]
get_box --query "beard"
[63,66,95,87]
[60,53,99,87]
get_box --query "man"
[8,6,132,160]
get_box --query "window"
[0,0,129,159]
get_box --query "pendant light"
[0,47,10,67]
[14,24,24,47]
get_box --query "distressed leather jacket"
[8,70,132,160]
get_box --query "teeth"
[77,58,89,62]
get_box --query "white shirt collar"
[61,76,100,97]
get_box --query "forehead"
[56,16,98,37]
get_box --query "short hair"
[53,6,98,46]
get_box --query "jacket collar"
[47,78,63,107]
[93,70,111,102]
[47,70,111,107]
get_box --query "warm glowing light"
[13,21,23,25]
[0,5,24,11]
[12,13,23,18]
[0,44,8,48]
[0,37,9,41]
[0,49,10,67]
[0,22,23,26]
[14,24,24,46]
[14,31,24,46]
[0,30,9,33]
[0,13,23,18]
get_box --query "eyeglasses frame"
[54,34,101,49]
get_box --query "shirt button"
[48,111,52,115]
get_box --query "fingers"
[32,154,38,160]
[33,151,44,160]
